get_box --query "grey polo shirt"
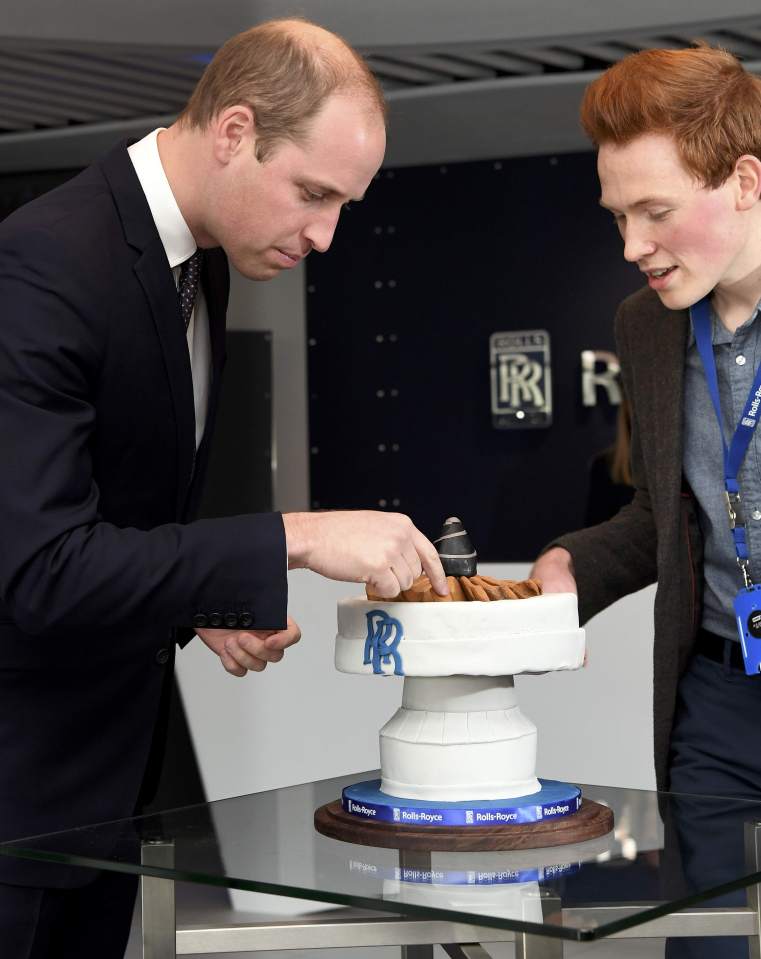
[683,303,761,640]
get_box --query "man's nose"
[304,209,341,254]
[622,224,657,263]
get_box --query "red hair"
[580,45,761,188]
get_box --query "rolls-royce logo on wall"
[490,330,552,429]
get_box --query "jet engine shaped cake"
[330,518,587,832]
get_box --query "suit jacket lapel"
[134,238,197,515]
[181,249,229,517]
[99,142,197,518]
[651,304,689,510]
[202,248,229,396]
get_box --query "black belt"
[695,627,745,670]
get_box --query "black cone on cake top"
[433,516,477,577]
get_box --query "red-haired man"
[532,45,761,955]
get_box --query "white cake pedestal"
[380,675,540,801]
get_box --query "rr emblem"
[363,610,405,676]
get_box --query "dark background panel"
[0,168,80,220]
[199,330,273,519]
[306,150,644,559]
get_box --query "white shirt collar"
[127,128,196,269]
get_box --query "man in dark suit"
[532,45,761,957]
[0,18,447,958]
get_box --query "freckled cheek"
[682,195,740,262]
[661,218,733,267]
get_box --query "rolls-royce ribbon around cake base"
[341,778,583,824]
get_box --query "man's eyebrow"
[308,180,366,203]
[598,196,672,212]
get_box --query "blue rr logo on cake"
[364,610,405,675]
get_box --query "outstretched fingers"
[413,527,448,595]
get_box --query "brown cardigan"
[555,285,704,791]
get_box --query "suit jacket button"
[238,612,254,628]
[224,612,239,628]
[193,613,208,629]
[208,612,224,627]
[155,648,170,665]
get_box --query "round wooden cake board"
[314,798,613,852]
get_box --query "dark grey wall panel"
[306,150,642,560]
[199,330,273,519]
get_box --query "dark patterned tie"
[178,249,203,330]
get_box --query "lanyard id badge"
[733,586,761,673]
[692,297,761,674]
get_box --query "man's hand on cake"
[282,510,448,598]
[195,616,302,677]
[529,547,577,594]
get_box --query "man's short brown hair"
[178,18,386,162]
[580,44,761,188]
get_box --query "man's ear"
[733,154,761,211]
[211,105,256,165]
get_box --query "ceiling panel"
[3,12,761,168]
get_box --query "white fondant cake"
[335,592,584,677]
[380,676,539,800]
[335,592,585,804]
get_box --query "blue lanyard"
[691,296,761,585]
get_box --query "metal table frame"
[139,820,761,958]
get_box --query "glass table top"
[2,771,761,942]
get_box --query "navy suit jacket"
[0,142,287,884]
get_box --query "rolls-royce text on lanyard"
[692,296,761,674]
